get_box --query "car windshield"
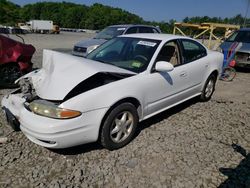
[226,30,250,43]
[94,27,126,40]
[86,37,161,73]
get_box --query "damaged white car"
[1,34,223,150]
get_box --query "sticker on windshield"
[137,41,157,47]
[117,28,126,31]
[131,61,143,68]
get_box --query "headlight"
[87,45,99,54]
[29,100,81,119]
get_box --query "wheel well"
[211,70,219,79]
[202,70,218,89]
[98,97,142,140]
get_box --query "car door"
[143,39,208,117]
[178,39,208,95]
[143,40,191,117]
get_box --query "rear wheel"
[0,64,21,88]
[100,103,139,150]
[200,74,216,102]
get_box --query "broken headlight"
[29,100,82,119]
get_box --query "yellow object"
[51,25,60,34]
[173,22,240,49]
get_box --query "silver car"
[72,24,161,57]
[220,28,250,68]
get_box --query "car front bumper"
[236,60,250,68]
[1,93,108,149]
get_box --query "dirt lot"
[0,32,250,188]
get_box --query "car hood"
[220,41,250,53]
[74,38,107,48]
[20,49,135,100]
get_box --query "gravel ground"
[0,33,250,188]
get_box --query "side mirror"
[155,61,174,72]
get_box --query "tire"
[200,74,216,102]
[0,64,21,88]
[220,67,236,82]
[100,103,139,150]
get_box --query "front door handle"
[180,71,187,77]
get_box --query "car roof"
[118,33,189,41]
[108,24,159,29]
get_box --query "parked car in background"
[9,27,29,34]
[72,24,161,57]
[0,27,9,34]
[220,28,250,68]
[0,27,29,34]
[0,34,35,87]
[2,34,223,150]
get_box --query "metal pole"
[243,0,250,27]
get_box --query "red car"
[0,34,35,87]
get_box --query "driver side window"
[156,41,180,67]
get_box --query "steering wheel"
[134,55,148,63]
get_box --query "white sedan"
[1,34,223,150]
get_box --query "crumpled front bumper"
[1,92,26,123]
[2,106,20,131]
[236,60,250,68]
[1,93,108,149]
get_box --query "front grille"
[73,46,87,53]
[235,52,250,62]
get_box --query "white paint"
[1,34,223,149]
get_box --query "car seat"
[157,45,178,66]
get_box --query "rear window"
[181,39,207,63]
[94,26,126,40]
[226,31,250,43]
[139,27,154,33]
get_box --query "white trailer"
[27,20,53,34]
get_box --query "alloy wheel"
[205,79,215,98]
[110,111,134,143]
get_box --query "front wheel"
[200,74,216,102]
[100,103,139,150]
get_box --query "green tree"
[1,1,250,33]
[0,0,20,25]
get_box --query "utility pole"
[243,0,250,27]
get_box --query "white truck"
[26,20,53,34]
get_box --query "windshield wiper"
[96,60,117,67]
[95,59,108,64]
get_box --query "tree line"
[0,0,249,33]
